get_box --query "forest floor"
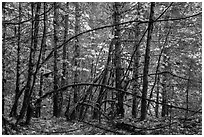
[3,116,202,135]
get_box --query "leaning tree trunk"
[113,2,124,117]
[140,2,155,121]
[17,3,35,124]
[10,2,22,118]
[92,39,114,119]
[17,3,40,124]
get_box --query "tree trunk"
[132,3,141,118]
[25,2,42,124]
[17,3,34,123]
[92,39,114,119]
[140,2,155,121]
[63,2,70,118]
[161,55,168,117]
[53,2,63,117]
[113,2,124,117]
[17,3,40,124]
[61,3,69,91]
[35,2,47,118]
[9,2,21,118]
[71,2,80,120]
[2,2,6,115]
[161,15,171,117]
[185,59,192,118]
[155,76,160,117]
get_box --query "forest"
[2,2,202,135]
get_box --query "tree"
[17,2,41,124]
[140,2,155,121]
[53,2,63,117]
[161,15,171,117]
[132,3,141,118]
[61,2,69,95]
[113,2,124,117]
[63,2,70,119]
[9,2,22,118]
[35,2,48,118]
[71,2,80,120]
[2,2,6,115]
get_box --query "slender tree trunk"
[85,3,104,120]
[63,2,70,118]
[17,3,34,123]
[155,75,160,117]
[113,2,124,117]
[92,39,114,119]
[132,3,140,118]
[140,2,155,121]
[161,54,169,117]
[89,2,96,81]
[161,15,171,118]
[61,3,69,92]
[2,2,6,115]
[71,2,80,120]
[10,2,21,118]
[53,2,63,117]
[25,2,42,124]
[150,15,171,117]
[185,60,192,118]
[17,3,40,124]
[35,2,47,118]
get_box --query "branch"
[157,12,202,23]
[3,5,53,25]
[40,12,202,67]
[160,71,202,84]
[130,71,202,84]
[35,82,201,114]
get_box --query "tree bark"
[155,76,160,117]
[35,2,47,118]
[132,3,141,118]
[10,2,22,118]
[161,15,171,117]
[161,51,169,117]
[92,39,114,119]
[17,3,41,124]
[63,2,70,119]
[2,2,6,115]
[113,2,124,117]
[26,2,42,124]
[140,2,155,121]
[71,2,80,120]
[53,2,63,117]
[61,3,69,91]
